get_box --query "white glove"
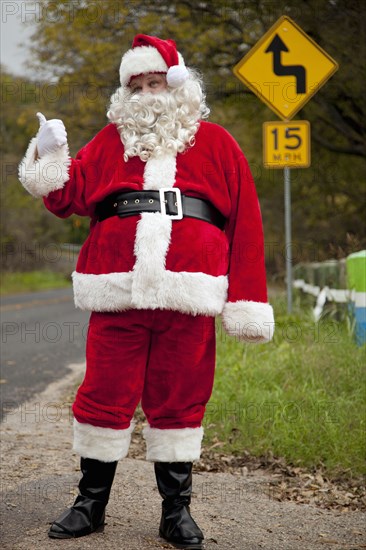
[36,112,68,157]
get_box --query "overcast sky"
[1,0,40,77]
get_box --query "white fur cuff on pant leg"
[73,419,135,462]
[143,425,204,462]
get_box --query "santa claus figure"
[19,35,274,549]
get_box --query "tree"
[0,68,78,270]
[11,0,366,270]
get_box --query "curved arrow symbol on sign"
[265,34,306,94]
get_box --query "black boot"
[154,461,204,549]
[48,457,117,539]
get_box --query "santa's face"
[129,73,168,95]
[107,69,208,161]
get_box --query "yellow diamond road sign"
[263,120,310,168]
[233,16,338,120]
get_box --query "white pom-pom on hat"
[119,34,189,88]
[167,65,190,87]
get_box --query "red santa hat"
[119,34,190,88]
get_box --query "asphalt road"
[0,287,89,420]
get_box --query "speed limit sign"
[263,120,310,168]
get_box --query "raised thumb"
[36,112,47,127]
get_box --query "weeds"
[207,295,365,478]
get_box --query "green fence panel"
[346,250,366,292]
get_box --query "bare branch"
[312,131,366,157]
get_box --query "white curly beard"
[107,72,210,162]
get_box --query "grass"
[205,294,366,479]
[3,271,363,479]
[0,270,71,295]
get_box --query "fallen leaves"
[128,412,366,513]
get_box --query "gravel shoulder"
[1,362,365,550]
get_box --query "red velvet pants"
[72,309,216,431]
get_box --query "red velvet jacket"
[19,120,274,342]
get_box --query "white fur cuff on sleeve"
[18,137,71,198]
[222,300,275,343]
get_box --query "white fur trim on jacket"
[131,212,172,308]
[222,301,275,343]
[73,418,135,462]
[72,269,228,316]
[143,425,204,462]
[143,154,177,190]
[18,137,71,198]
[130,154,175,307]
[70,149,229,316]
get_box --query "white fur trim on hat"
[120,46,187,88]
[143,425,204,461]
[222,300,275,343]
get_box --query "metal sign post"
[284,166,292,313]
[232,15,338,314]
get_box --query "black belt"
[96,189,226,230]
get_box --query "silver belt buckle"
[159,188,183,220]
